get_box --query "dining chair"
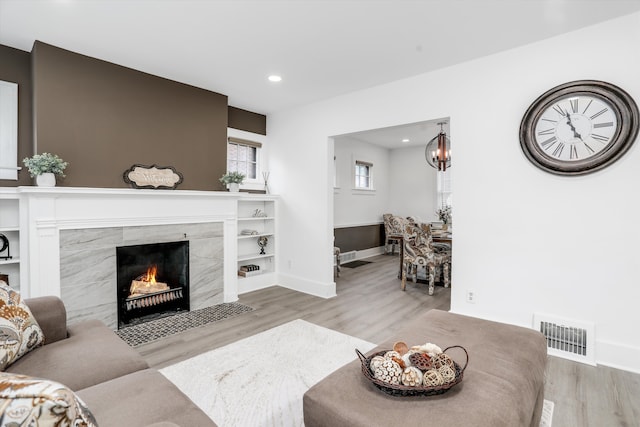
[401,222,450,295]
[382,214,404,255]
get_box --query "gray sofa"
[6,296,216,427]
[304,309,548,427]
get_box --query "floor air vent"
[533,313,595,365]
[340,251,356,263]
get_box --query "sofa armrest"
[24,296,68,344]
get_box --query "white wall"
[388,145,439,221]
[333,136,390,227]
[269,12,640,372]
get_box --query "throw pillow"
[0,372,98,426]
[0,280,44,370]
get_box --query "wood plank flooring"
[137,254,640,427]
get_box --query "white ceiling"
[2,0,640,117]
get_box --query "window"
[227,137,261,180]
[437,169,453,208]
[354,160,373,190]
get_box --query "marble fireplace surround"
[18,187,239,330]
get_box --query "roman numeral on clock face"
[552,142,565,157]
[570,99,578,113]
[570,145,578,159]
[590,108,608,120]
[553,105,566,116]
[537,128,555,136]
[591,133,609,142]
[593,122,613,128]
[540,136,557,149]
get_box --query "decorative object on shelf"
[123,164,183,189]
[0,234,11,260]
[238,264,261,277]
[262,171,270,194]
[520,80,639,176]
[425,122,451,172]
[258,236,268,255]
[219,171,245,192]
[23,152,68,187]
[240,229,259,236]
[252,209,268,218]
[0,274,7,285]
[356,340,468,397]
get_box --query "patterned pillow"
[0,280,44,370]
[0,372,98,426]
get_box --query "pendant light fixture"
[425,122,451,171]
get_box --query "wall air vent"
[533,313,596,366]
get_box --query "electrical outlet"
[466,290,476,304]
[288,260,292,270]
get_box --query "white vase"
[36,173,56,187]
[228,183,240,193]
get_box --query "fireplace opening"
[116,240,189,329]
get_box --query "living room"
[1,1,640,426]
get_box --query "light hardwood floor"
[137,254,640,427]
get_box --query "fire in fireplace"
[116,241,189,328]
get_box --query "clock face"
[520,80,639,176]
[534,94,618,162]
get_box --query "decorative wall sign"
[123,164,183,189]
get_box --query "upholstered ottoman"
[303,310,547,427]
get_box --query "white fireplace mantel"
[15,186,244,302]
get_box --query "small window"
[227,137,261,180]
[355,160,373,189]
[0,81,18,180]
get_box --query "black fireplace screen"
[116,240,189,328]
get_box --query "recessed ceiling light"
[402,139,410,143]
[268,75,282,82]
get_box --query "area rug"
[160,319,376,426]
[115,302,254,347]
[342,260,373,268]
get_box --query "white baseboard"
[277,272,336,299]
[352,246,385,260]
[596,339,640,374]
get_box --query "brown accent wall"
[31,41,228,190]
[334,224,385,253]
[0,45,33,187]
[228,106,266,135]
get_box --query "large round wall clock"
[519,80,639,176]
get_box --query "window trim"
[353,159,375,192]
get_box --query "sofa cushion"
[77,369,217,427]
[0,281,44,370]
[0,372,97,426]
[6,319,149,390]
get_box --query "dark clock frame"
[519,80,639,176]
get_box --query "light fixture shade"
[425,131,451,171]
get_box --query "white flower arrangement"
[436,206,452,224]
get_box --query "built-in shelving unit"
[0,189,20,290]
[236,194,277,293]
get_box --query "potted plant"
[219,171,245,192]
[23,153,68,187]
